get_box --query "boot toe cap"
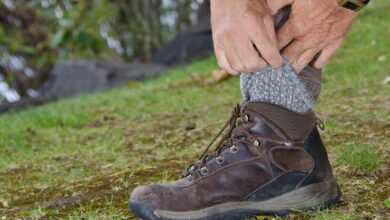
[130,185,162,208]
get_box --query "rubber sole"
[129,180,342,220]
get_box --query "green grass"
[336,145,382,171]
[312,210,359,220]
[1,0,390,219]
[384,198,390,209]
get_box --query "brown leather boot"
[129,102,341,220]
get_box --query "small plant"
[336,145,382,171]
[385,198,390,209]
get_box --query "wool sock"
[240,59,316,113]
[240,5,322,112]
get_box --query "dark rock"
[185,123,196,131]
[153,30,213,66]
[41,60,167,98]
[0,60,167,114]
[153,11,213,66]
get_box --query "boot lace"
[181,104,259,178]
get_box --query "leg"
[129,7,339,220]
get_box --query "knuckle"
[215,25,236,39]
[225,26,240,36]
[262,46,279,58]
[219,62,230,71]
[245,9,263,19]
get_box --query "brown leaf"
[207,69,230,84]
[383,76,390,85]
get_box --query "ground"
[0,1,389,219]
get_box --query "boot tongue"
[203,131,244,163]
[231,126,248,139]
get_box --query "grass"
[312,210,359,220]
[336,145,382,171]
[385,198,390,209]
[0,0,390,219]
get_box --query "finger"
[227,27,268,72]
[292,48,319,73]
[282,39,307,65]
[220,36,246,73]
[263,15,279,48]
[276,20,294,50]
[313,39,344,69]
[250,19,283,68]
[263,16,284,67]
[235,40,267,72]
[214,45,238,75]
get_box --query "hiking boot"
[129,102,341,220]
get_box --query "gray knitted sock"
[240,59,315,113]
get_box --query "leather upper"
[130,102,334,212]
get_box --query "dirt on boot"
[129,102,341,220]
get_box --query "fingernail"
[278,58,284,67]
[296,58,308,69]
[273,58,284,68]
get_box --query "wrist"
[337,0,370,11]
[317,0,361,14]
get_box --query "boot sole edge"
[129,180,342,220]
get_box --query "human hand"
[269,0,357,72]
[211,0,283,75]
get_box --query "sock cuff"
[240,59,315,113]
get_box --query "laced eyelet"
[253,139,260,147]
[242,114,250,123]
[186,175,193,182]
[200,166,209,175]
[229,145,239,153]
[216,155,224,164]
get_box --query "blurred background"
[0,0,213,113]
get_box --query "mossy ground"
[1,1,389,219]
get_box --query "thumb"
[313,39,344,69]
